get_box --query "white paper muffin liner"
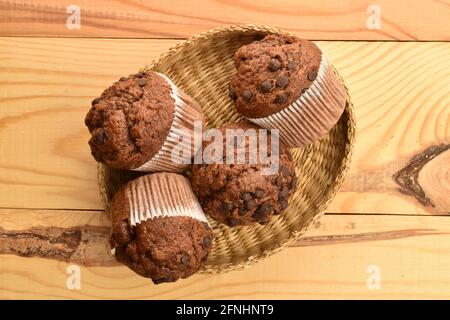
[133,73,204,173]
[110,173,209,256]
[126,173,209,226]
[250,54,347,148]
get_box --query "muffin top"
[112,215,212,284]
[85,71,175,169]
[109,173,212,284]
[229,34,322,118]
[190,122,297,226]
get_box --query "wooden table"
[0,0,449,299]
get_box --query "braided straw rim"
[97,24,356,274]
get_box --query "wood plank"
[0,38,449,214]
[2,209,450,299]
[1,0,450,40]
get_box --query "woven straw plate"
[97,25,356,274]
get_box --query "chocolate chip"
[226,217,238,227]
[280,199,289,209]
[244,199,257,210]
[308,70,318,81]
[274,93,287,104]
[93,103,107,112]
[119,77,127,81]
[153,277,174,284]
[238,207,247,216]
[220,202,233,213]
[113,220,133,246]
[229,87,237,101]
[253,202,274,219]
[260,80,272,93]
[287,61,298,70]
[91,97,101,106]
[130,126,141,139]
[203,237,212,248]
[276,75,289,88]
[281,165,291,177]
[268,59,281,72]
[137,79,147,87]
[254,189,265,199]
[93,130,106,145]
[243,90,253,102]
[276,175,284,188]
[279,187,289,200]
[290,176,298,190]
[241,192,252,202]
[301,88,308,94]
[181,254,190,265]
[135,72,144,78]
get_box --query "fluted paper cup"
[250,54,347,148]
[109,173,210,255]
[125,173,209,226]
[134,73,204,173]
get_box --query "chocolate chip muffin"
[85,71,204,172]
[190,122,297,226]
[229,34,347,148]
[109,173,212,284]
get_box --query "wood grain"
[0,38,448,214]
[418,149,450,211]
[0,209,112,266]
[394,145,450,209]
[1,0,450,40]
[2,208,450,299]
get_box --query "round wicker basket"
[97,25,356,274]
